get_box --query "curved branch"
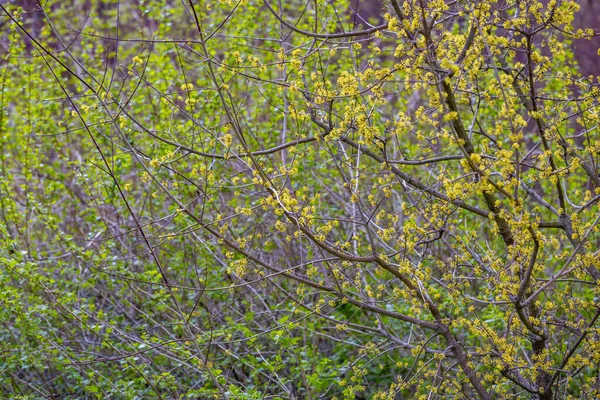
[262,0,387,39]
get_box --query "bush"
[1,1,599,398]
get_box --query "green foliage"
[1,0,600,399]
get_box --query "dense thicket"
[1,1,600,399]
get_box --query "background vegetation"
[1,0,600,398]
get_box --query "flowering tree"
[1,0,600,398]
